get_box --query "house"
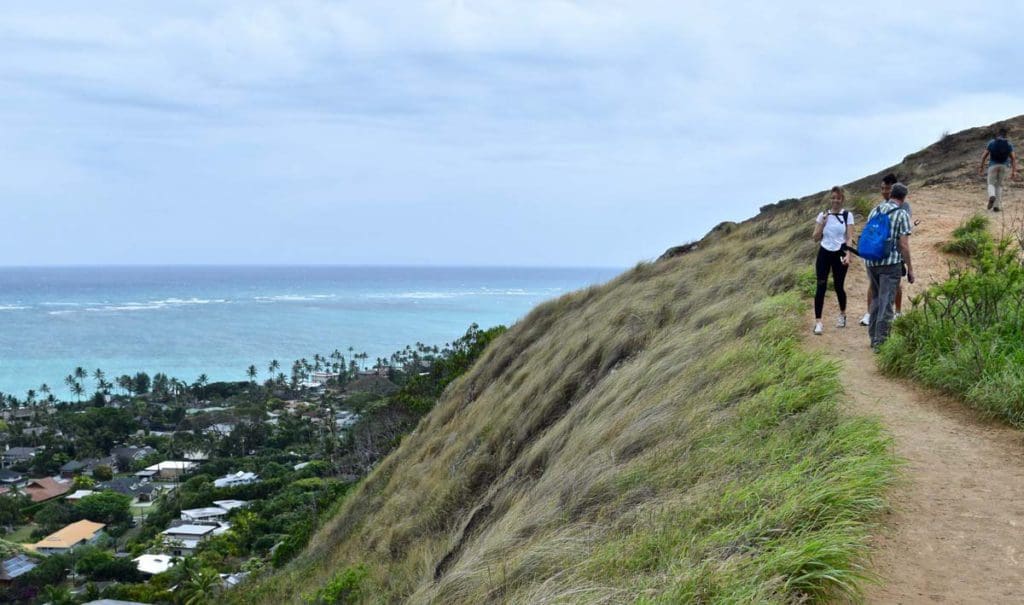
[0,554,37,582]
[212,499,248,511]
[183,450,209,462]
[213,471,259,489]
[2,446,41,468]
[110,445,156,469]
[97,477,158,503]
[133,553,178,576]
[60,460,89,478]
[161,524,219,556]
[137,461,196,481]
[0,469,24,485]
[0,477,72,504]
[204,423,235,436]
[180,506,228,524]
[220,571,250,589]
[335,411,360,429]
[29,520,105,555]
[66,489,97,502]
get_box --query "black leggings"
[814,247,848,318]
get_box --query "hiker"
[979,127,1018,211]
[860,174,907,326]
[864,182,914,350]
[812,187,853,335]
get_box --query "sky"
[1,1,1022,267]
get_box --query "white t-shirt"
[815,209,853,252]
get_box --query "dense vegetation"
[0,324,505,604]
[239,201,897,604]
[880,215,1024,425]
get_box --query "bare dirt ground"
[804,179,1024,604]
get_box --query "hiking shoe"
[813,321,823,335]
[859,313,870,326]
[989,196,996,210]
[894,312,902,319]
[836,314,847,328]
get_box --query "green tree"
[42,585,75,605]
[92,464,114,481]
[0,493,28,528]
[75,492,132,527]
[179,566,221,605]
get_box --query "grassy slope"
[238,196,897,604]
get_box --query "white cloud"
[0,1,1022,265]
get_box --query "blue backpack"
[858,206,899,261]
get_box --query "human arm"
[812,212,824,242]
[1012,151,1018,179]
[842,217,854,265]
[898,235,913,284]
[980,149,990,175]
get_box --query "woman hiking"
[811,186,854,335]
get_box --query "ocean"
[0,266,620,399]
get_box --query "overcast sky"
[1,1,1022,267]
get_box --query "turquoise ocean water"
[0,266,619,399]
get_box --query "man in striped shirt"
[865,182,915,350]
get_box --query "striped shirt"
[865,201,912,267]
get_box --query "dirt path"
[804,183,1024,604]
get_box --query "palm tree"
[93,368,105,387]
[71,381,84,403]
[180,566,221,605]
[246,365,258,383]
[42,585,75,605]
[39,383,51,398]
[74,366,87,383]
[25,389,36,408]
[268,359,280,380]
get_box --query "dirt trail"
[804,182,1024,604]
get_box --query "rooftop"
[31,519,105,550]
[162,524,217,537]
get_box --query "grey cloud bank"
[1,1,1022,266]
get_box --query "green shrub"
[796,266,818,298]
[310,564,369,604]
[880,235,1024,425]
[941,214,990,257]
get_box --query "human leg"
[989,164,1007,210]
[867,267,882,344]
[861,266,873,326]
[869,264,902,348]
[814,247,830,320]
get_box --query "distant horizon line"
[0,263,627,270]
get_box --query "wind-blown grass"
[239,197,897,604]
[880,218,1024,425]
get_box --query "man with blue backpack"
[859,182,914,351]
[979,127,1018,211]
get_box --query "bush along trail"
[805,178,1024,603]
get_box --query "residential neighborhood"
[0,325,495,603]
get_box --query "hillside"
[239,115,1023,604]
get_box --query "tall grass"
[879,217,1024,425]
[238,199,897,604]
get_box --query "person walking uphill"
[864,182,914,351]
[812,186,854,335]
[979,127,1018,211]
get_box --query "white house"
[213,471,259,489]
[180,506,228,524]
[212,499,248,511]
[134,553,178,575]
[161,524,218,556]
[137,461,197,481]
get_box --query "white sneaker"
[859,313,870,326]
[813,321,823,335]
[894,312,902,319]
[836,314,847,328]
